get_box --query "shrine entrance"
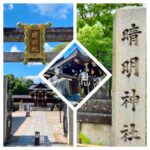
[12,82,63,109]
[3,25,73,146]
[29,83,56,108]
[34,92,46,107]
[4,80,68,146]
[33,91,46,107]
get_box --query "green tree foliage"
[77,3,142,70]
[7,74,33,95]
[52,42,69,52]
[78,22,112,69]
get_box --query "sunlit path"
[6,111,68,147]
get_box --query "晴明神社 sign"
[112,7,146,146]
[17,22,52,64]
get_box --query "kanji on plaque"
[122,23,142,46]
[29,29,40,53]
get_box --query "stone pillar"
[3,76,8,144]
[67,107,73,145]
[112,7,146,146]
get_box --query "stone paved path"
[6,111,68,147]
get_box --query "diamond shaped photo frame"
[39,40,112,110]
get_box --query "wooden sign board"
[17,22,52,64]
[29,29,40,53]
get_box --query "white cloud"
[25,75,43,83]
[44,43,53,52]
[8,4,14,10]
[29,4,73,19]
[10,45,21,52]
[27,62,43,66]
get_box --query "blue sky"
[4,3,73,83]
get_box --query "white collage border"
[0,0,149,149]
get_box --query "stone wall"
[77,122,111,146]
[77,98,112,146]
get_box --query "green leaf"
[79,132,92,144]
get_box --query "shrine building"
[44,48,105,98]
[12,82,62,107]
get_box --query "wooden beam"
[4,52,59,62]
[44,70,78,80]
[4,27,73,42]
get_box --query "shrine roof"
[45,48,104,78]
[50,48,90,70]
[28,82,50,91]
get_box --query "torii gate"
[4,27,73,62]
[3,27,74,146]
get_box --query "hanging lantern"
[74,58,80,64]
[91,69,94,75]
[75,70,78,76]
[45,93,47,100]
[81,71,88,81]
[34,95,36,100]
[72,69,75,73]
[92,61,97,67]
[84,63,89,72]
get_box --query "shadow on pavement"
[5,135,53,146]
[12,116,26,134]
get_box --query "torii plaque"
[17,22,52,64]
